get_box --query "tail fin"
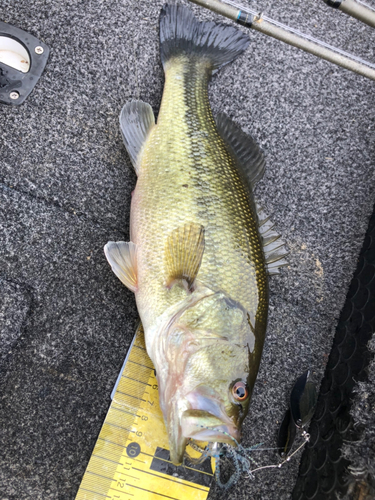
[159,3,249,74]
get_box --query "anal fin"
[165,223,205,291]
[104,241,138,292]
[119,100,155,175]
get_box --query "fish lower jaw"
[183,426,239,444]
[180,411,240,445]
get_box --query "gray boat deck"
[1,0,374,499]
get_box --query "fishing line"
[222,0,375,69]
[356,0,375,10]
[189,424,310,489]
[185,440,211,464]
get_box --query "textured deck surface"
[1,1,374,499]
[292,206,375,500]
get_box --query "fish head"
[154,290,259,465]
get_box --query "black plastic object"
[323,0,343,8]
[290,371,317,428]
[237,11,254,28]
[293,204,375,500]
[278,371,317,456]
[0,21,49,105]
[278,408,297,457]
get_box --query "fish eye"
[232,381,248,401]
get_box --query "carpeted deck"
[1,1,374,499]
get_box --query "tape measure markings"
[86,471,115,481]
[131,467,209,491]
[125,484,181,499]
[76,324,212,500]
[79,488,111,498]
[126,448,212,478]
[122,375,151,386]
[110,406,139,418]
[115,391,147,402]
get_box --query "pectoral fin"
[104,241,138,292]
[165,223,205,291]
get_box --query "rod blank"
[323,0,375,28]
[189,0,375,81]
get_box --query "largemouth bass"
[105,3,287,466]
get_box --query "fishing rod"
[189,0,375,81]
[323,0,375,28]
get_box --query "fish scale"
[133,57,267,328]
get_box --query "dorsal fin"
[255,201,289,275]
[215,113,265,190]
[104,241,138,292]
[119,100,155,175]
[165,223,205,291]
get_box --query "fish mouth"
[167,387,240,465]
[180,387,240,444]
[181,409,240,444]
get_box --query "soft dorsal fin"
[216,113,265,190]
[104,241,138,292]
[165,223,205,291]
[119,100,155,175]
[216,113,287,275]
[255,202,289,275]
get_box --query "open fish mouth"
[181,409,240,444]
[180,386,240,445]
[167,387,241,464]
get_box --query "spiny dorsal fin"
[255,201,289,275]
[216,113,265,190]
[119,100,155,175]
[165,223,205,291]
[104,241,138,292]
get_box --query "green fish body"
[105,4,287,465]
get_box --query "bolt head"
[35,46,44,54]
[10,91,19,100]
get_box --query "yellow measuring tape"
[76,324,213,500]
